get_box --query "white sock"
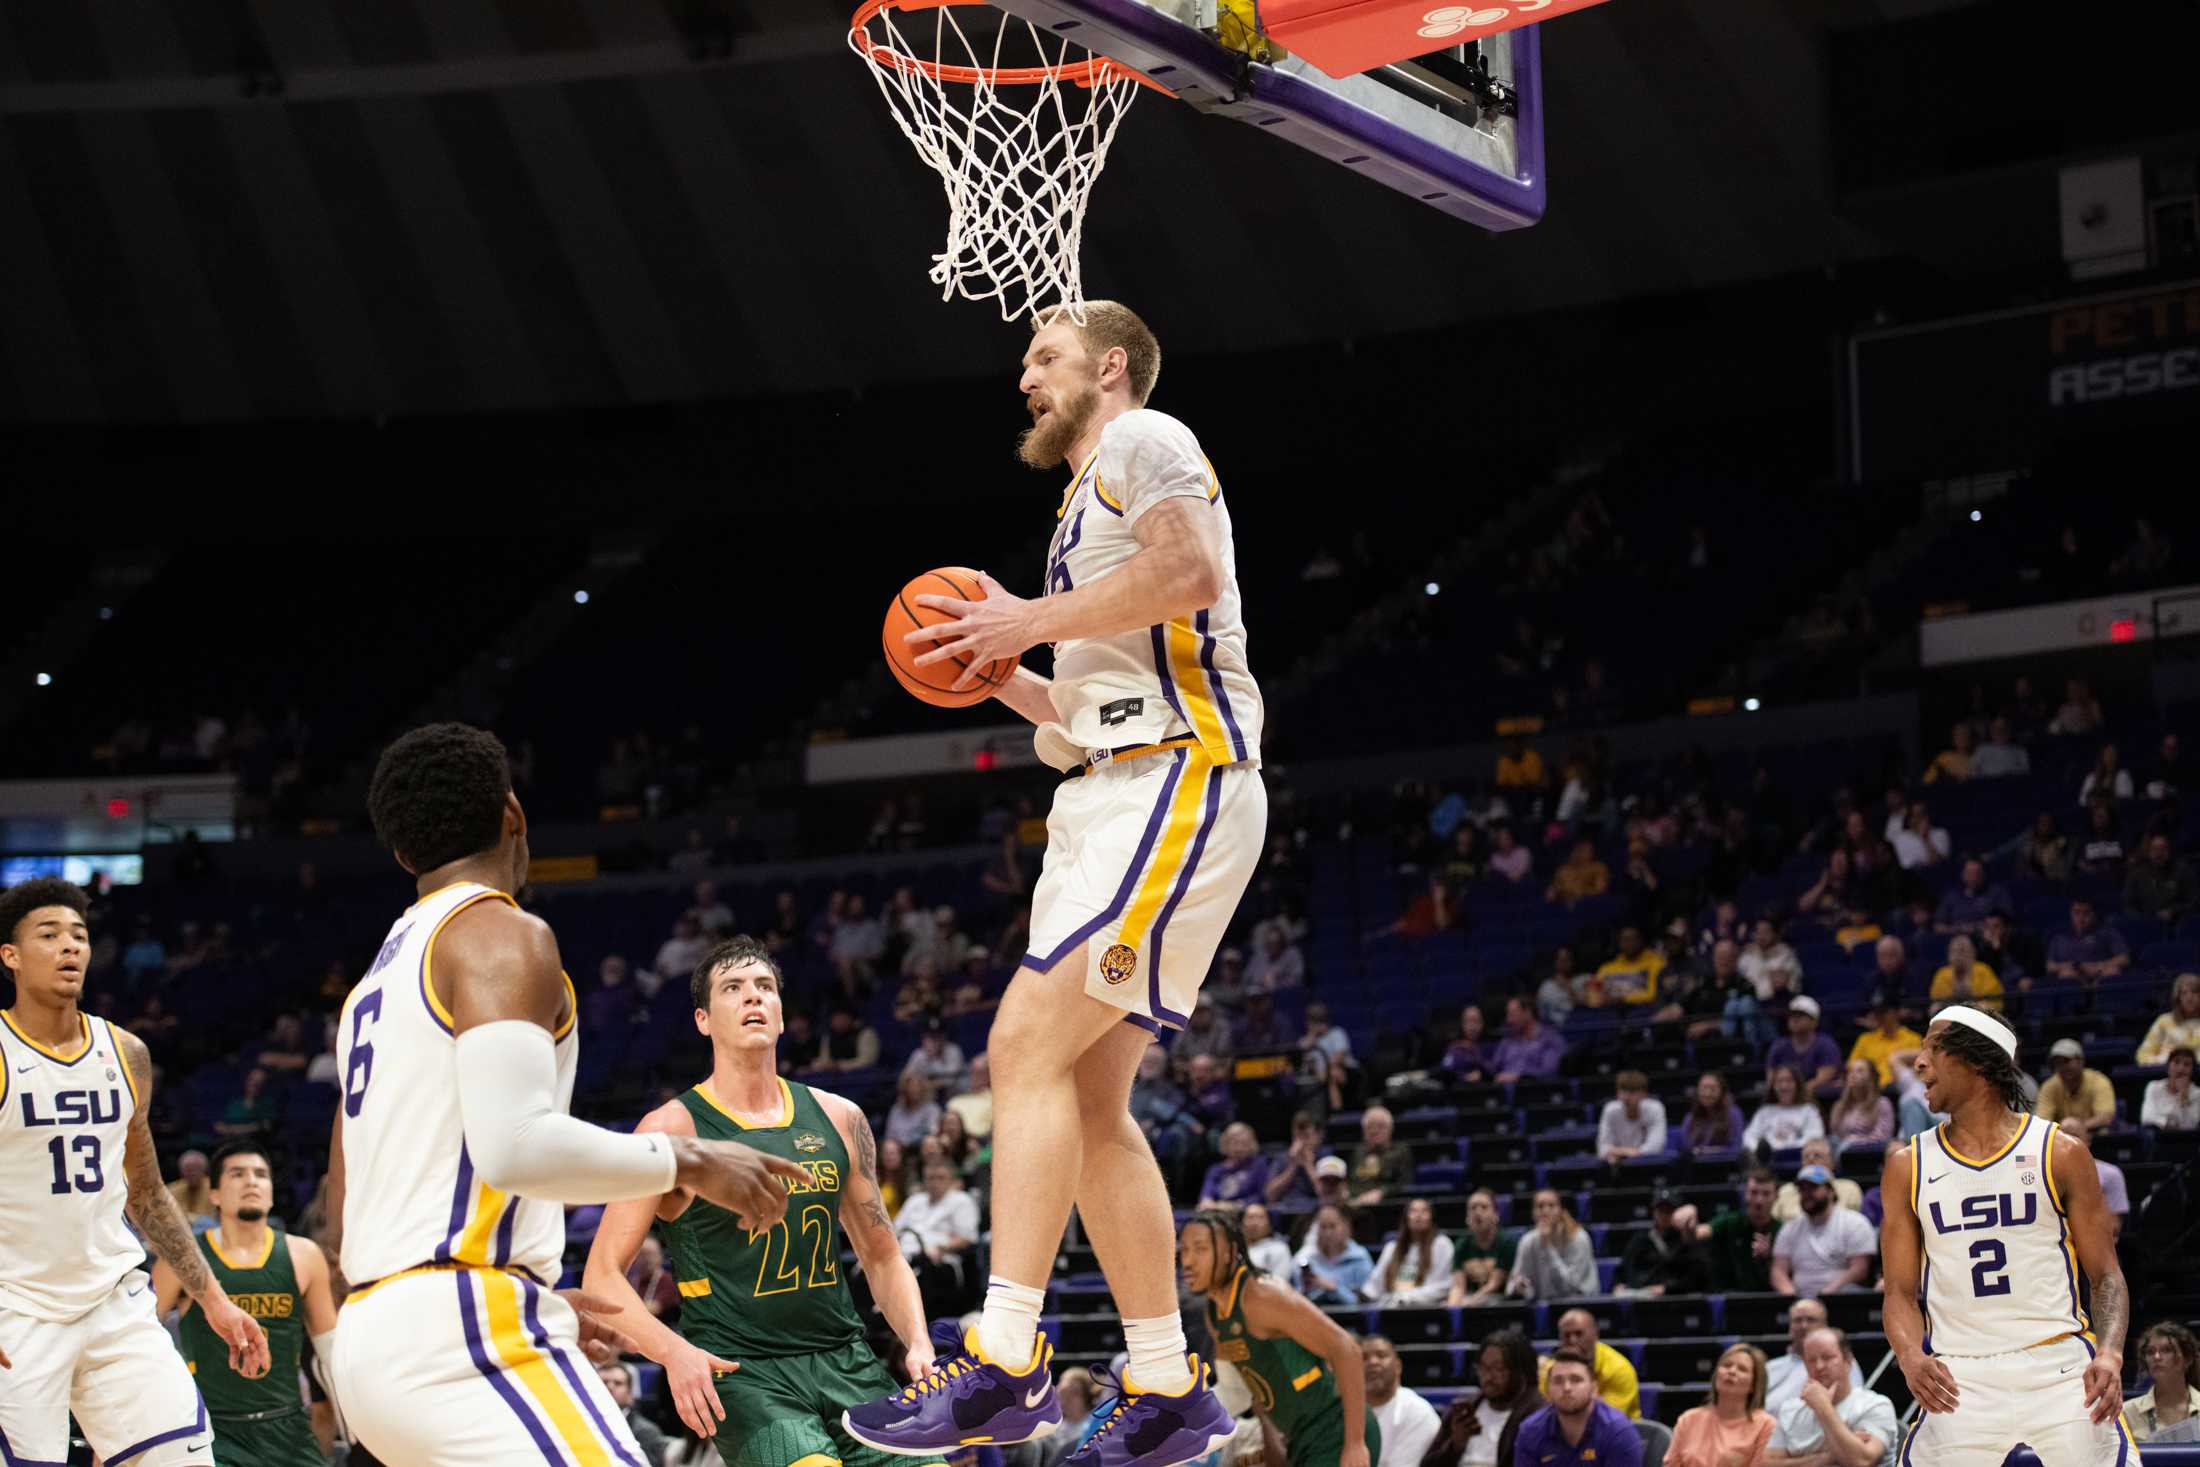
[978,1276,1047,1370]
[1122,1314,1194,1393]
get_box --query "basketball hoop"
[849,0,1169,322]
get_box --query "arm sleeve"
[1094,411,1216,524]
[454,1021,679,1203]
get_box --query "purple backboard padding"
[992,0,1545,229]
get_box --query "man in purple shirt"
[2046,898,2131,986]
[1493,995,1567,1082]
[1197,1121,1272,1207]
[1513,1348,1642,1467]
[1931,857,2010,935]
[1765,996,1842,1093]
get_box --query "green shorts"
[208,1408,325,1467]
[710,1338,946,1467]
[1283,1407,1380,1467]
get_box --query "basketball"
[882,566,1018,708]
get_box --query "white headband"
[1934,1004,2017,1060]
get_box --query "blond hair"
[1032,300,1161,404]
[1714,1344,1770,1413]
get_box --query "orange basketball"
[882,566,1018,708]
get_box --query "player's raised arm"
[1239,1275,1374,1467]
[2049,1126,2129,1424]
[441,901,805,1226]
[819,1090,936,1383]
[1879,1142,1958,1415]
[111,1023,272,1379]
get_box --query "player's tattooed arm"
[2091,1270,2129,1357]
[850,1109,893,1233]
[113,1027,215,1299]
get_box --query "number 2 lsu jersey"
[1911,1113,2091,1358]
[1036,409,1263,772]
[0,1011,142,1321]
[335,881,578,1287]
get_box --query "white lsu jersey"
[336,881,577,1287]
[1037,409,1263,772]
[0,1011,145,1321]
[1911,1112,2091,1358]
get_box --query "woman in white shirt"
[1241,1202,1296,1277]
[1737,919,1803,1002]
[1743,1065,1825,1152]
[1505,1189,1598,1299]
[1364,1198,1457,1307]
[2142,1047,2200,1131]
[2079,743,2135,805]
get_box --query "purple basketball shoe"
[1060,1356,1236,1467]
[843,1323,1062,1455]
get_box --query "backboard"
[989,0,1548,230]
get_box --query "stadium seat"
[1720,1294,1792,1336]
[1378,1308,1457,1345]
[1628,1294,1719,1337]
[1636,1337,1723,1388]
[1636,1416,1673,1467]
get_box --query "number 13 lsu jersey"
[1036,409,1263,772]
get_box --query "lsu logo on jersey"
[20,1088,128,1127]
[1926,1192,2037,1233]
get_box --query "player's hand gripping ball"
[882,567,1026,707]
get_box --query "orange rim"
[850,0,1174,93]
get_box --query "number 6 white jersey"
[335,880,578,1288]
[0,1011,143,1321]
[1911,1112,2091,1358]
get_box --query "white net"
[850,0,1148,322]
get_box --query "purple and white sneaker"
[842,1323,1061,1455]
[1060,1356,1235,1467]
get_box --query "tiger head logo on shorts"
[1099,943,1138,985]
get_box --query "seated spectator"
[1200,1122,1272,1208]
[1922,724,1975,784]
[1739,919,1803,1001]
[130,992,181,1048]
[935,1108,988,1189]
[1515,1349,1642,1467]
[1681,1072,1746,1153]
[1770,1167,1875,1296]
[2126,833,2199,925]
[1773,1139,1865,1219]
[1545,840,1610,909]
[1930,936,2004,1013]
[1763,1300,1862,1414]
[1536,947,1583,1026]
[2050,678,2104,736]
[1695,1168,1780,1292]
[1765,1329,1894,1467]
[1669,1346,1776,1467]
[1496,736,1546,791]
[1233,988,1294,1051]
[1890,801,1951,871]
[167,1150,217,1229]
[1591,926,1664,1007]
[1597,1070,1668,1163]
[1371,875,1452,942]
[875,1137,913,1216]
[1613,838,1662,922]
[1971,717,2030,779]
[1242,1202,1296,1278]
[1446,1188,1520,1307]
[1796,851,1856,924]
[2079,743,2135,804]
[2046,898,2130,987]
[624,1234,680,1322]
[2036,1038,2117,1139]
[2145,731,2189,802]
[1767,997,1842,1093]
[1247,922,1308,989]
[1848,998,1922,1088]
[122,917,168,987]
[1300,1001,1356,1109]
[1349,1105,1414,1206]
[2078,799,2128,876]
[893,1157,980,1316]
[653,914,709,987]
[1821,1062,1892,1151]
[815,1003,881,1072]
[690,880,734,935]
[1542,1310,1643,1420]
[906,905,972,977]
[215,1067,278,1139]
[1745,1066,1826,1154]
[1130,1042,1203,1176]
[2094,1134,2131,1241]
[1487,825,1533,884]
[1265,1110,1332,1206]
[2140,974,2200,1065]
[1892,1061,1944,1143]
[1933,858,2010,935]
[900,1017,967,1093]
[1293,1202,1374,1305]
[587,955,638,1034]
[1364,1198,1456,1307]
[2019,811,2073,882]
[1493,995,1567,1082]
[1186,1053,1236,1131]
[1617,1189,1709,1298]
[828,893,886,987]
[1506,1189,1597,1300]
[1364,1334,1443,1467]
[884,1071,941,1149]
[1421,1330,1540,1467]
[1441,1003,1496,1081]
[1692,940,1766,1046]
[2126,1322,2200,1443]
[1173,998,1236,1072]
[760,887,801,954]
[305,1015,340,1087]
[945,1052,993,1139]
[1973,910,2034,990]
